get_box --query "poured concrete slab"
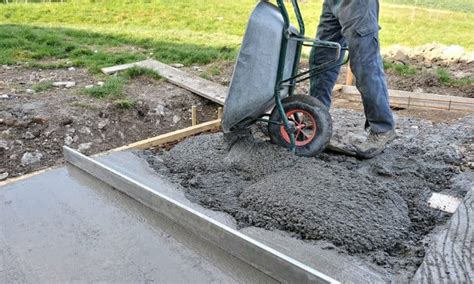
[95,150,389,283]
[0,166,274,283]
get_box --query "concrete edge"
[63,146,339,284]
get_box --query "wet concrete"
[143,109,474,280]
[0,166,274,283]
[96,150,389,283]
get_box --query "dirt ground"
[0,65,219,181]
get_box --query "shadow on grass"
[0,24,237,73]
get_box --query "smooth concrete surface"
[96,151,388,283]
[0,166,275,283]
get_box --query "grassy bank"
[0,0,472,70]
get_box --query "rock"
[66,127,76,134]
[22,132,35,140]
[0,172,8,181]
[79,126,92,135]
[85,84,94,89]
[0,140,8,152]
[154,104,166,116]
[21,151,43,166]
[64,135,74,146]
[73,135,79,143]
[441,45,465,62]
[172,115,181,124]
[9,154,17,160]
[98,120,108,130]
[52,81,76,88]
[68,67,76,71]
[0,94,10,99]
[77,142,92,153]
[97,81,105,87]
[25,88,34,94]
[171,63,184,68]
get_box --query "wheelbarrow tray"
[222,1,298,132]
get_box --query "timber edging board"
[102,59,227,105]
[337,85,474,112]
[63,146,338,284]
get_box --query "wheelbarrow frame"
[260,0,349,152]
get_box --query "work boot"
[354,129,396,159]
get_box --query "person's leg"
[334,0,395,134]
[309,0,345,108]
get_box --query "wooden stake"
[217,107,223,120]
[345,65,354,86]
[191,105,197,126]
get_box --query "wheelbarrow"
[222,0,349,157]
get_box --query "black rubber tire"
[268,95,332,157]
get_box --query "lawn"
[0,0,473,71]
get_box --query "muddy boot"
[354,129,396,159]
[223,128,252,150]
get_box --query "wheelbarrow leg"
[274,93,296,153]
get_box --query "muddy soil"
[0,65,218,180]
[143,109,473,279]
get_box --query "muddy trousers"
[309,0,395,133]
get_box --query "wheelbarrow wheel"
[268,95,332,157]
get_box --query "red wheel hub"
[280,109,317,147]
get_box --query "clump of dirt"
[144,109,473,277]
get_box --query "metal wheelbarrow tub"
[222,1,298,133]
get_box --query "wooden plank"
[101,60,149,75]
[64,147,338,284]
[412,188,473,283]
[102,59,227,105]
[109,119,221,152]
[338,85,474,112]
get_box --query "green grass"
[385,0,474,12]
[122,66,161,80]
[84,76,124,98]
[31,80,53,92]
[384,61,418,76]
[436,68,473,86]
[0,0,472,72]
[114,99,136,109]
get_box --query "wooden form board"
[337,85,474,112]
[412,188,473,283]
[102,59,227,105]
[107,119,222,153]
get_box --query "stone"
[98,120,108,130]
[79,126,92,135]
[172,115,181,124]
[154,104,166,116]
[52,81,76,88]
[171,63,184,68]
[77,142,92,153]
[0,172,8,181]
[21,151,43,166]
[0,94,10,99]
[97,81,105,87]
[68,67,76,71]
[0,140,8,152]
[441,45,465,62]
[64,135,74,146]
[22,132,35,140]
[85,84,94,89]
